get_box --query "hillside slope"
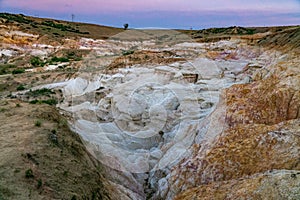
[0,13,123,42]
[0,100,112,200]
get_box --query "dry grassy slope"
[0,100,111,200]
[1,13,299,57]
[1,13,298,46]
[180,25,300,45]
[0,13,123,43]
[258,26,300,52]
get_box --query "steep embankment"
[258,26,300,52]
[0,13,123,43]
[168,28,300,200]
[0,100,112,200]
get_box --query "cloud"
[1,0,299,28]
[1,0,300,14]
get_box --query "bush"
[30,57,44,67]
[0,64,16,75]
[0,108,7,112]
[42,99,58,105]
[30,23,38,28]
[29,99,39,104]
[41,20,87,34]
[35,120,42,127]
[29,99,58,105]
[50,56,69,63]
[71,195,77,200]
[247,29,255,35]
[66,51,82,61]
[37,179,42,189]
[25,169,34,178]
[58,118,68,128]
[16,85,25,91]
[0,13,33,24]
[26,88,55,97]
[12,68,25,74]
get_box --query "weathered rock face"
[30,32,262,199]
[47,31,300,199]
[0,23,39,45]
[167,52,300,199]
[226,71,300,126]
[169,119,300,195]
[174,170,300,200]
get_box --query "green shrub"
[50,56,69,63]
[0,66,9,75]
[26,88,55,97]
[41,20,87,34]
[29,99,58,105]
[25,169,34,178]
[30,23,38,28]
[74,57,82,61]
[0,64,16,75]
[42,99,58,105]
[35,120,42,127]
[58,118,68,127]
[71,195,77,200]
[66,51,82,61]
[29,99,39,104]
[0,108,7,112]
[30,57,44,67]
[16,85,25,91]
[12,68,25,74]
[246,29,255,35]
[37,179,42,189]
[63,170,68,177]
[0,13,33,24]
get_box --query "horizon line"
[1,11,300,30]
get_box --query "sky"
[0,0,299,29]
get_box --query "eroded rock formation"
[2,16,299,199]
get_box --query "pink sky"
[1,0,299,28]
[2,0,300,13]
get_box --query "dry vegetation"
[0,100,111,200]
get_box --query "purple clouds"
[1,0,299,28]
[2,0,300,13]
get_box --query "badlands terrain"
[0,13,300,200]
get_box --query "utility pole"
[71,14,75,22]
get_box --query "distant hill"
[0,13,123,40]
[1,12,299,51]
